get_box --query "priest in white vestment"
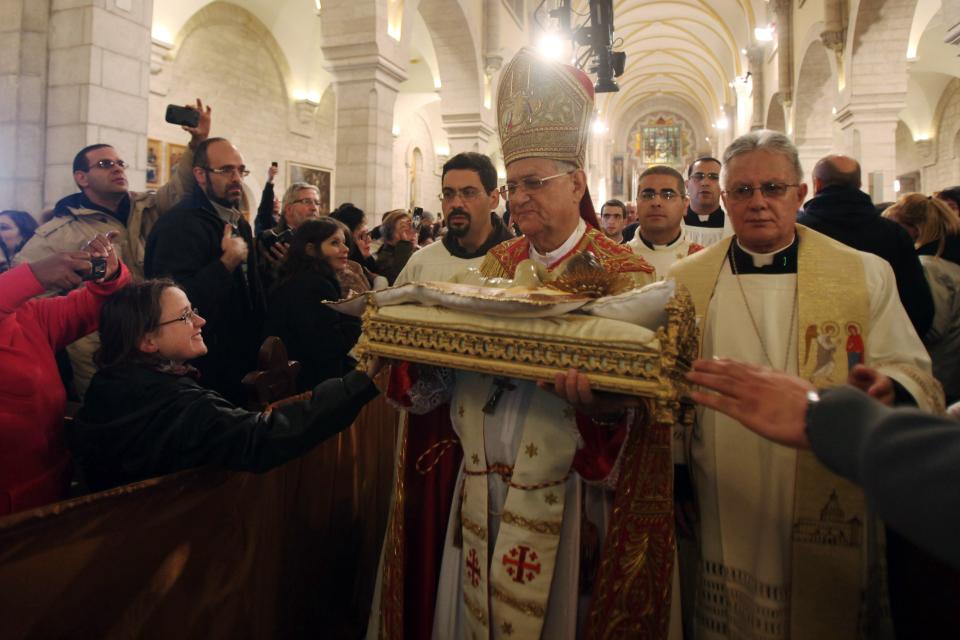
[627,165,703,278]
[682,157,733,247]
[668,130,943,640]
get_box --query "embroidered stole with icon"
[675,226,878,637]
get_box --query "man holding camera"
[374,209,417,285]
[145,137,265,404]
[15,99,211,397]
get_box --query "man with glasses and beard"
[395,152,512,286]
[16,99,212,397]
[144,137,265,404]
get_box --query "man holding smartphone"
[15,98,213,397]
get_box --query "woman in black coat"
[264,218,362,392]
[68,279,381,492]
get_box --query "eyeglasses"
[724,182,800,202]
[438,187,486,203]
[499,171,573,199]
[90,159,128,170]
[292,198,321,207]
[639,189,680,201]
[205,165,250,178]
[690,172,720,182]
[157,307,201,327]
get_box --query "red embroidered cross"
[466,548,482,587]
[502,545,541,584]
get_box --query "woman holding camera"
[67,277,381,492]
[263,218,363,392]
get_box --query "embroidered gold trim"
[461,514,488,541]
[874,361,945,413]
[502,510,562,535]
[491,584,546,618]
[463,593,488,626]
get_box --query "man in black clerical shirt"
[798,154,933,337]
[683,156,731,246]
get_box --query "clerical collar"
[529,218,586,268]
[684,206,724,228]
[639,229,683,251]
[728,235,799,274]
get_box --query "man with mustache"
[394,152,512,286]
[683,156,733,247]
[145,137,265,404]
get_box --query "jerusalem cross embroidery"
[466,548,482,587]
[502,544,541,584]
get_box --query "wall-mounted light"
[152,24,174,45]
[591,118,608,135]
[392,124,401,137]
[537,33,566,61]
[894,179,901,193]
[754,26,775,42]
[714,117,729,130]
[436,145,450,157]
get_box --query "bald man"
[798,154,933,337]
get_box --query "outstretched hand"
[184,98,212,148]
[686,358,813,449]
[847,364,895,406]
[84,231,120,281]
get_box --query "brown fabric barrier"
[0,391,398,640]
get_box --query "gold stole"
[454,374,579,639]
[674,226,871,637]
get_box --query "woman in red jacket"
[0,232,127,515]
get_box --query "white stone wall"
[391,106,441,220]
[927,80,960,190]
[147,17,336,210]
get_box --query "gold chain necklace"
[728,244,798,371]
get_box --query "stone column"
[773,0,794,109]
[748,47,766,130]
[836,102,899,201]
[442,114,495,156]
[0,1,50,215]
[45,0,153,206]
[327,56,406,217]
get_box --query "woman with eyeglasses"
[263,218,364,392]
[67,277,381,493]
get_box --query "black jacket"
[799,186,934,337]
[144,186,266,403]
[375,241,415,285]
[68,364,378,492]
[264,270,362,392]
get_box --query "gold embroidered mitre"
[497,47,595,168]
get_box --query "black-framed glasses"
[292,197,321,207]
[639,189,680,201]
[724,182,800,202]
[90,159,128,170]
[439,187,486,203]
[498,171,573,199]
[690,171,720,182]
[157,307,200,327]
[205,165,250,178]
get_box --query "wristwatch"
[804,389,821,430]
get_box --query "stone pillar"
[442,114,495,156]
[327,56,406,217]
[45,0,153,206]
[836,102,899,201]
[773,0,794,108]
[0,1,50,215]
[943,0,960,47]
[748,47,766,130]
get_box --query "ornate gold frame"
[356,286,698,421]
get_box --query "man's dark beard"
[205,183,240,209]
[446,208,471,238]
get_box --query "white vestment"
[683,213,733,247]
[687,245,932,640]
[394,240,486,285]
[627,228,699,280]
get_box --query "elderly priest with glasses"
[668,129,942,639]
[371,48,682,640]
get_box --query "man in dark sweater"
[144,138,265,403]
[798,154,933,337]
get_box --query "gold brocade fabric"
[497,48,594,168]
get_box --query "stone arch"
[766,94,786,132]
[794,41,836,179]
[926,78,960,189]
[847,0,918,99]
[416,0,484,116]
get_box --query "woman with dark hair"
[264,218,363,391]
[67,278,381,492]
[0,210,39,272]
[330,202,385,291]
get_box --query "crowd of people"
[2,46,960,639]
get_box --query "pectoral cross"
[482,377,516,414]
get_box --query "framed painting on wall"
[146,138,162,189]
[287,161,332,215]
[611,155,625,196]
[166,143,187,183]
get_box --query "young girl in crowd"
[67,279,380,492]
[264,217,364,392]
